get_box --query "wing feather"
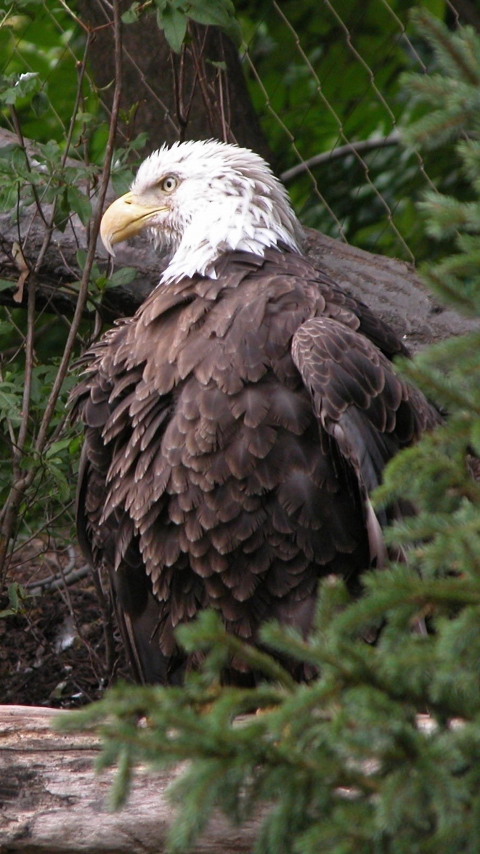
[292,316,441,493]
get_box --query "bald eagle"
[72,139,440,685]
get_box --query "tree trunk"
[76,1,273,164]
[0,705,259,854]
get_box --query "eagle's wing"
[72,353,180,685]
[291,316,441,564]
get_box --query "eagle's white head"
[100,139,303,285]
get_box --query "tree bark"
[76,0,273,163]
[0,705,259,854]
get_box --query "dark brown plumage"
[71,141,441,684]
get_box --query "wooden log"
[1,126,479,348]
[0,705,258,854]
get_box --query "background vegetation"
[3,1,480,849]
[65,17,480,853]
[0,0,460,585]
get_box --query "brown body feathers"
[72,246,440,684]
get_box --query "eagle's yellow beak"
[100,192,168,255]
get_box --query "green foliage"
[61,589,480,854]
[402,11,480,150]
[0,138,95,230]
[59,14,480,854]
[378,11,480,548]
[117,0,460,260]
[236,0,455,261]
[399,16,480,313]
[1,0,459,264]
[0,582,27,617]
[122,0,242,53]
[0,1,101,147]
[4,5,480,848]
[0,4,147,572]
[0,343,81,539]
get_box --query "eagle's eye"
[159,175,178,193]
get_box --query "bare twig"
[280,132,402,183]
[447,0,480,31]
[0,1,124,591]
[14,265,36,466]
[30,33,93,278]
[27,565,90,597]
[35,2,122,454]
[9,107,49,229]
[87,560,117,681]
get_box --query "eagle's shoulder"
[249,247,408,360]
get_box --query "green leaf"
[68,436,83,456]
[184,0,242,45]
[127,132,149,151]
[121,2,141,24]
[112,169,134,196]
[67,186,92,225]
[45,437,74,459]
[470,420,480,456]
[157,5,188,54]
[206,60,227,71]
[93,274,108,292]
[76,249,88,269]
[46,461,71,501]
[0,385,22,423]
[52,187,71,232]
[0,143,22,160]
[0,279,14,291]
[0,583,27,618]
[0,72,40,106]
[108,267,137,288]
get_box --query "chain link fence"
[1,1,471,259]
[241,0,473,262]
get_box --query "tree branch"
[280,132,402,183]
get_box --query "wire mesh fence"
[0,1,472,262]
[240,0,471,262]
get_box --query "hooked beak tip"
[102,235,116,257]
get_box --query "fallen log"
[1,126,479,347]
[0,705,259,854]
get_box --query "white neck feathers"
[131,141,304,285]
